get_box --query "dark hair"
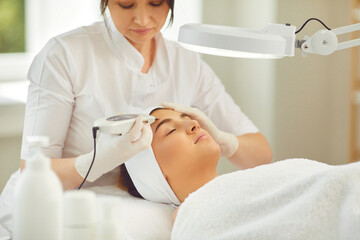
[120,164,144,199]
[100,0,175,27]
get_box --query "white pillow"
[87,185,175,240]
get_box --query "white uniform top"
[0,18,259,236]
[21,17,258,162]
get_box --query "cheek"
[152,7,170,24]
[152,135,194,174]
[108,8,131,31]
[202,140,221,163]
[114,17,131,32]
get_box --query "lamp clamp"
[297,23,360,57]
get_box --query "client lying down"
[120,107,360,240]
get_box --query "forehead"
[150,108,181,120]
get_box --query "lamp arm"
[297,23,360,56]
[333,23,360,51]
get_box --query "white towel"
[88,185,175,240]
[171,159,360,240]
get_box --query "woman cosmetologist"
[6,0,272,193]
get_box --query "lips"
[131,28,152,34]
[195,133,209,144]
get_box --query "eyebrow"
[154,113,189,133]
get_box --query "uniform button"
[150,84,156,87]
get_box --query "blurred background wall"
[0,0,355,191]
[203,0,352,173]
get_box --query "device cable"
[295,17,331,34]
[77,126,99,190]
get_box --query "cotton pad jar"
[64,190,96,240]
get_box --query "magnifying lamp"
[177,19,360,59]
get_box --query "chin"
[202,141,221,163]
[127,33,155,44]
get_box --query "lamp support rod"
[333,23,360,51]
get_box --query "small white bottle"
[96,196,121,240]
[64,190,96,240]
[13,136,63,240]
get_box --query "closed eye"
[119,3,134,9]
[166,129,176,136]
[150,0,164,7]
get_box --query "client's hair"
[119,164,144,199]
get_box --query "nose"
[186,119,200,135]
[134,5,150,26]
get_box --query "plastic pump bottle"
[13,136,63,240]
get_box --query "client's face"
[150,108,220,202]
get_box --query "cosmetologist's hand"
[162,102,238,158]
[75,116,153,182]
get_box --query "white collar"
[103,16,171,80]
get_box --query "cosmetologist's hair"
[100,0,175,27]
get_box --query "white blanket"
[171,159,360,240]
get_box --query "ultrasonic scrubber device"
[77,113,156,190]
[94,114,156,135]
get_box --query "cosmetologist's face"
[150,109,220,199]
[108,0,170,46]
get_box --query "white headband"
[124,107,181,206]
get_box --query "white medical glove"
[162,102,238,158]
[75,116,153,182]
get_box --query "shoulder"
[162,36,201,65]
[39,22,105,56]
[164,38,218,81]
[55,21,105,41]
[53,21,106,49]
[32,22,107,69]
[161,36,210,81]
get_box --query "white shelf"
[0,81,28,105]
[0,81,28,137]
[0,53,32,82]
[0,104,25,137]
